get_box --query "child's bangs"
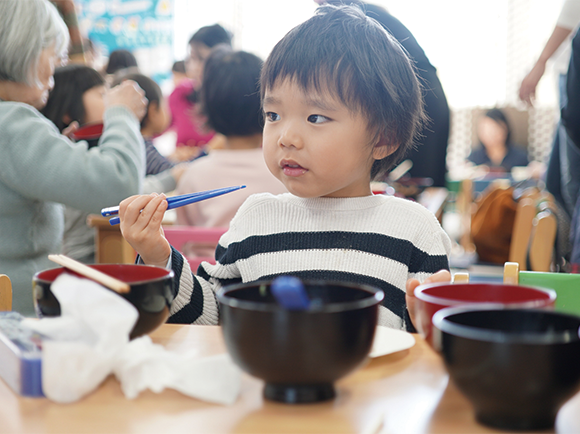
[262,56,364,116]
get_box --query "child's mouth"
[281,161,307,177]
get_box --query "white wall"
[172,0,566,109]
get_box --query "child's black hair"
[200,45,263,137]
[260,4,426,180]
[105,49,138,75]
[111,72,163,130]
[188,24,232,48]
[41,64,105,132]
[172,60,186,74]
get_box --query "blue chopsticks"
[103,185,246,226]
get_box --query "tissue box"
[0,312,43,397]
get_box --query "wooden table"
[1,325,579,433]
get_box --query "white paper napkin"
[22,273,241,404]
[369,326,416,358]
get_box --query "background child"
[175,45,287,228]
[41,64,186,262]
[119,4,451,331]
[168,24,232,161]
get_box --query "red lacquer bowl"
[33,264,174,339]
[414,282,556,346]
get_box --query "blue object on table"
[104,185,246,225]
[0,312,44,397]
[271,276,310,310]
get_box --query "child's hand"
[118,193,171,268]
[405,269,451,330]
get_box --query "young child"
[111,72,183,181]
[175,45,287,228]
[41,64,185,262]
[118,5,452,331]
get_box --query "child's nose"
[278,124,303,149]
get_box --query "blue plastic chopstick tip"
[271,276,310,310]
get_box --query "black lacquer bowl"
[33,264,174,339]
[217,280,384,404]
[433,306,580,431]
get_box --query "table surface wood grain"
[1,324,578,433]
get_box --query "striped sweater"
[167,193,451,331]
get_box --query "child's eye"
[265,112,280,122]
[307,114,329,124]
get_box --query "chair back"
[0,274,12,311]
[504,262,580,315]
[163,226,227,271]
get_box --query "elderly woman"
[0,0,147,315]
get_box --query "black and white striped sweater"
[167,193,451,331]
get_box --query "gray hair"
[0,0,69,86]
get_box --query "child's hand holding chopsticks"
[113,186,246,268]
[118,193,172,268]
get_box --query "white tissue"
[22,274,241,404]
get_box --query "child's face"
[262,79,381,198]
[82,85,106,125]
[145,99,171,137]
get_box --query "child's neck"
[223,134,262,150]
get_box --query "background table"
[1,325,578,433]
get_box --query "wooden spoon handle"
[48,254,130,294]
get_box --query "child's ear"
[372,136,397,160]
[62,114,72,125]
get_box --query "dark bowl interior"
[217,280,384,404]
[414,282,556,344]
[433,307,580,431]
[33,264,174,339]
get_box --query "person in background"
[314,0,450,187]
[0,0,147,314]
[168,24,232,162]
[176,46,287,228]
[118,5,451,331]
[562,29,580,271]
[40,65,188,263]
[467,108,529,173]
[171,60,189,88]
[520,1,580,221]
[518,0,580,106]
[105,48,138,75]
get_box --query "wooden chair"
[162,226,227,270]
[464,182,558,272]
[503,262,580,315]
[453,261,580,315]
[508,189,558,272]
[0,274,13,311]
[87,214,136,264]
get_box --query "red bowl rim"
[33,263,173,286]
[414,282,557,307]
[71,122,104,141]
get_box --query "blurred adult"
[0,0,147,315]
[521,1,580,219]
[518,0,580,106]
[562,29,580,270]
[168,24,232,161]
[176,46,286,228]
[467,108,529,172]
[314,0,450,187]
